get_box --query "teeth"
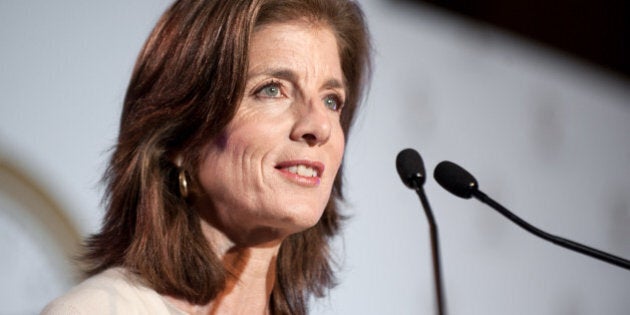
[286,165,317,177]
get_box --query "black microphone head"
[396,148,426,189]
[433,161,478,199]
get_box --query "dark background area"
[394,0,629,79]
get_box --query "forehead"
[248,21,343,78]
[251,21,338,52]
[254,17,335,40]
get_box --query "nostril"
[302,133,317,145]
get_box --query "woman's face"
[197,21,346,244]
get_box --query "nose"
[290,98,332,146]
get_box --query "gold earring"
[174,154,189,198]
[178,169,189,198]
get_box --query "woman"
[43,0,370,314]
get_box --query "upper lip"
[275,160,325,177]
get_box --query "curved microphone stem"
[414,185,446,315]
[473,190,630,270]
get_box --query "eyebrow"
[322,78,345,91]
[249,67,346,91]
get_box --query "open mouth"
[275,161,324,179]
[284,165,319,177]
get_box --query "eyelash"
[253,79,345,112]
[254,80,283,99]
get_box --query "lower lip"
[276,168,321,186]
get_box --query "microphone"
[434,160,630,270]
[396,148,426,189]
[396,149,446,315]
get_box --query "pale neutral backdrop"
[1,0,629,314]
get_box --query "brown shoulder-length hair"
[82,0,371,314]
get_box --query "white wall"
[1,0,628,314]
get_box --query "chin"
[273,203,327,235]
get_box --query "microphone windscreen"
[396,148,426,189]
[433,161,478,199]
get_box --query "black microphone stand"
[397,149,448,314]
[473,190,630,270]
[412,182,446,315]
[434,160,630,270]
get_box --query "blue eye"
[257,82,281,98]
[324,95,343,111]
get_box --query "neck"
[165,221,282,315]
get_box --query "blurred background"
[1,0,628,314]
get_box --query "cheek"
[196,137,260,218]
[198,130,249,183]
[321,128,345,190]
[203,122,273,188]
[332,127,346,166]
[334,142,345,174]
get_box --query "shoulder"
[41,268,185,315]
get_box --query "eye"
[323,94,344,112]
[255,81,282,98]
